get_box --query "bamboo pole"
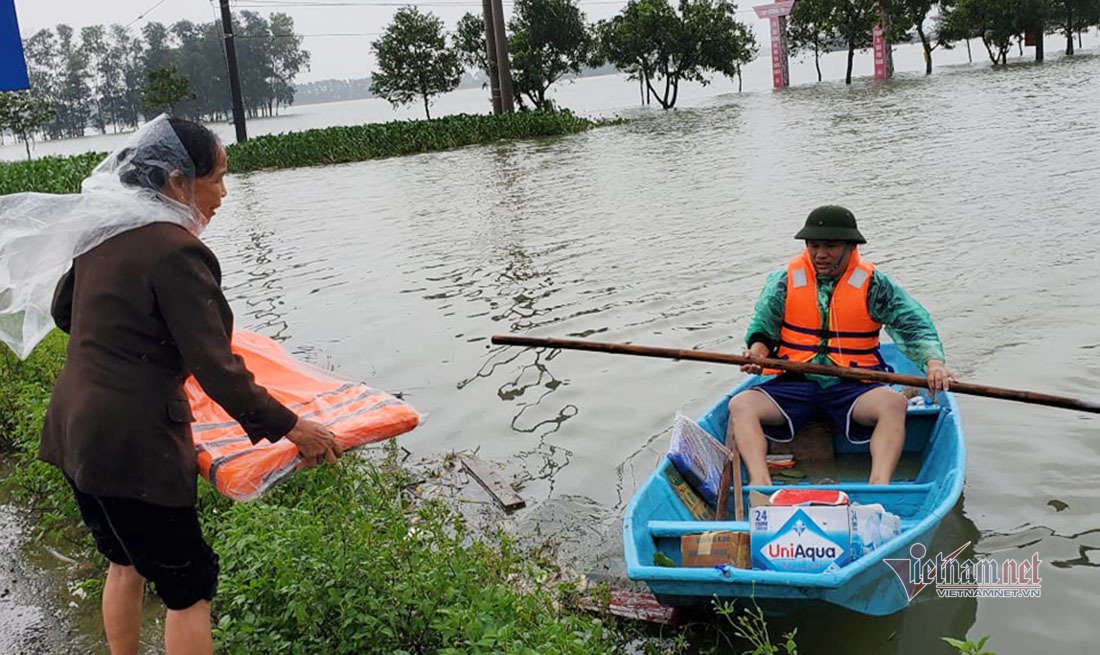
[490,335,1100,415]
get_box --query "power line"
[235,31,384,37]
[125,0,170,27]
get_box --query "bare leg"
[102,563,144,655]
[727,390,786,486]
[851,387,908,485]
[165,600,213,655]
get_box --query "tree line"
[370,0,759,116]
[788,0,1099,82]
[369,0,1098,116]
[4,12,309,143]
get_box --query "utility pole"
[489,0,515,112]
[219,0,248,142]
[480,0,503,113]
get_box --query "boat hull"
[622,344,965,616]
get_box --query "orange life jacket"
[763,247,883,375]
[186,331,419,502]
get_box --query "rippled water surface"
[197,52,1100,653]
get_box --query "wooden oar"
[489,335,1100,415]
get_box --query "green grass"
[0,331,81,538]
[0,111,603,194]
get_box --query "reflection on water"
[197,50,1100,651]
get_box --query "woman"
[36,116,340,655]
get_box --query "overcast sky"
[13,0,649,83]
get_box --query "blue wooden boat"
[622,344,965,616]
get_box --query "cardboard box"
[750,505,851,573]
[681,531,750,568]
[667,468,715,521]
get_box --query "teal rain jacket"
[745,268,946,387]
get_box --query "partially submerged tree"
[455,12,491,78]
[788,0,837,82]
[822,0,878,84]
[508,0,592,109]
[141,65,196,115]
[268,13,312,115]
[371,7,462,119]
[893,0,952,73]
[1050,0,1100,54]
[594,6,659,105]
[941,0,1018,65]
[0,91,56,160]
[599,0,756,109]
[1015,0,1051,61]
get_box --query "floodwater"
[6,35,1100,654]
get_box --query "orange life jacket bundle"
[186,331,420,501]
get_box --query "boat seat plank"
[648,520,749,537]
[648,517,921,538]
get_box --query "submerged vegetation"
[225,110,600,173]
[0,110,601,194]
[0,152,104,195]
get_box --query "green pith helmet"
[794,205,866,244]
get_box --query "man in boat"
[730,205,955,486]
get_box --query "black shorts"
[66,477,219,610]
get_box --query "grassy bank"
[0,111,601,194]
[0,336,630,653]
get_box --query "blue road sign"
[0,0,29,91]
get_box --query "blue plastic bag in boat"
[666,413,730,507]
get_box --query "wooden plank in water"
[575,589,679,625]
[459,454,526,512]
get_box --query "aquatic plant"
[0,152,103,195]
[225,110,600,173]
[0,110,603,195]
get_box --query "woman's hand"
[285,418,342,468]
[925,359,957,392]
[741,342,770,375]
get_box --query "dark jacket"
[39,222,297,507]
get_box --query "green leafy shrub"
[0,332,82,541]
[0,152,103,195]
[206,450,619,653]
[225,110,599,173]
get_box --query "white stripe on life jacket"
[847,267,869,289]
[792,268,808,289]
